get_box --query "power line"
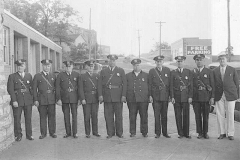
[155,21,166,56]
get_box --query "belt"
[89,90,97,94]
[66,88,77,92]
[154,86,165,90]
[40,90,55,94]
[174,86,187,91]
[15,89,29,93]
[198,86,206,90]
[106,85,121,89]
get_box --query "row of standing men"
[7,53,239,142]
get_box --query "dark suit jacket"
[33,72,56,105]
[126,70,149,103]
[56,71,79,103]
[149,67,170,102]
[192,67,215,102]
[7,72,33,106]
[98,66,127,102]
[79,72,99,104]
[170,68,193,103]
[213,65,239,101]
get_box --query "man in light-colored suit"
[213,53,239,140]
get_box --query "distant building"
[98,45,110,56]
[171,37,212,68]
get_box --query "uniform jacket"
[170,68,193,102]
[79,72,99,104]
[149,67,170,102]
[56,71,79,104]
[98,66,127,102]
[126,70,149,103]
[213,65,239,101]
[33,72,56,105]
[7,72,33,106]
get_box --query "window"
[3,26,10,64]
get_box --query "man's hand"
[209,98,214,105]
[99,96,103,104]
[149,96,153,103]
[34,101,39,107]
[13,101,18,108]
[188,98,192,104]
[171,98,175,104]
[78,100,82,106]
[121,96,126,103]
[82,100,86,105]
[56,100,62,106]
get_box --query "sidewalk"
[0,103,239,160]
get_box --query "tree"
[153,41,171,51]
[69,43,89,62]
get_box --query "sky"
[64,0,240,56]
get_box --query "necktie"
[221,67,225,80]
[158,67,162,72]
[179,68,182,73]
[21,73,24,78]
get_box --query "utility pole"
[88,8,91,60]
[137,29,141,58]
[155,21,166,56]
[227,0,231,62]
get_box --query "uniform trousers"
[127,102,148,135]
[104,102,123,137]
[173,102,190,136]
[216,93,235,136]
[12,105,32,138]
[152,101,169,135]
[82,103,99,135]
[193,102,209,134]
[62,103,78,135]
[38,104,56,136]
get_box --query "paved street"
[1,58,240,160]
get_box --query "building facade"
[171,37,212,68]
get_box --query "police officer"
[126,59,149,137]
[192,54,215,139]
[79,60,101,138]
[7,59,34,141]
[98,54,127,138]
[149,55,171,138]
[33,59,57,139]
[56,61,80,138]
[170,56,193,139]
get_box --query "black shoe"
[204,133,209,139]
[163,134,171,138]
[142,134,148,137]
[155,134,160,138]
[16,136,22,142]
[178,135,183,139]
[218,134,226,139]
[39,135,46,139]
[117,135,123,138]
[93,134,101,137]
[228,136,234,140]
[185,135,191,139]
[27,136,34,140]
[86,135,90,138]
[130,134,136,137]
[50,134,57,138]
[63,134,71,138]
[106,135,112,139]
[73,134,78,138]
[197,134,203,139]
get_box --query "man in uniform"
[98,54,127,138]
[213,53,239,140]
[149,55,171,138]
[192,54,215,139]
[79,60,101,138]
[56,61,80,138]
[170,56,193,139]
[33,59,57,139]
[126,59,149,137]
[7,59,34,141]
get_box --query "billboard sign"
[186,46,211,55]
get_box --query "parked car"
[208,62,240,121]
[95,59,108,69]
[73,61,102,74]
